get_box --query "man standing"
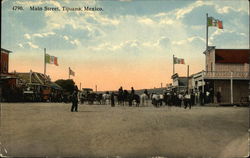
[71,90,78,112]
[129,87,135,107]
[184,91,191,109]
[111,92,115,107]
[216,91,221,103]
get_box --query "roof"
[203,46,216,54]
[16,72,45,84]
[1,48,12,53]
[15,72,61,89]
[215,49,249,64]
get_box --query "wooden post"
[44,48,46,75]
[29,70,32,83]
[206,13,208,50]
[187,65,189,93]
[173,54,175,75]
[230,71,233,104]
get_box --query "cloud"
[174,0,210,19]
[157,37,171,48]
[172,36,205,46]
[23,32,56,39]
[209,29,247,44]
[70,39,80,46]
[90,40,141,53]
[63,35,69,40]
[27,42,39,49]
[33,33,44,38]
[18,43,24,48]
[214,3,249,15]
[159,18,175,25]
[32,32,56,38]
[138,17,155,25]
[24,34,31,39]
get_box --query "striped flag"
[45,54,58,66]
[207,17,223,29]
[69,67,75,76]
[174,57,185,64]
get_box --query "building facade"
[1,48,12,74]
[171,73,188,93]
[189,47,249,104]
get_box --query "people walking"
[199,91,204,105]
[144,89,149,97]
[71,90,78,112]
[216,91,221,103]
[184,91,191,109]
[129,87,135,106]
[177,93,183,107]
[111,92,115,107]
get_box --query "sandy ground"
[0,103,249,158]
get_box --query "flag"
[174,57,185,64]
[69,67,75,76]
[207,17,223,29]
[45,54,58,66]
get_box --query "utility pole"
[187,65,189,93]
[44,48,46,75]
[206,13,208,50]
[29,70,32,83]
[173,54,175,75]
[68,67,70,79]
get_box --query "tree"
[55,79,75,94]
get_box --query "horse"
[102,93,111,105]
[140,93,149,106]
[95,93,103,105]
[129,94,140,107]
[151,93,163,107]
[117,90,124,105]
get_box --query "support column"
[230,71,233,104]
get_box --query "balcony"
[204,71,250,80]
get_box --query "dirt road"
[0,103,249,158]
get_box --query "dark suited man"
[71,90,78,112]
[111,92,115,107]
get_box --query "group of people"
[112,86,140,107]
[71,85,220,112]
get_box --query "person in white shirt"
[184,91,191,109]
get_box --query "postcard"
[1,0,249,157]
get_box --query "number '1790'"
[12,6,24,11]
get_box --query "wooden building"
[0,48,12,74]
[189,47,249,104]
[0,48,15,101]
[171,73,188,93]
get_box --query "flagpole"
[206,13,208,50]
[187,65,189,93]
[173,54,175,75]
[69,67,70,79]
[44,48,46,75]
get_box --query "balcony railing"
[204,71,250,80]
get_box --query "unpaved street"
[0,103,249,158]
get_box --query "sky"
[2,0,249,91]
